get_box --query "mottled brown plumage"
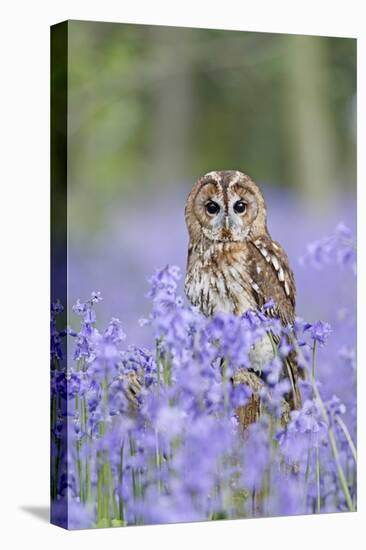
[184,170,302,427]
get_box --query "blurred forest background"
[63,21,356,357]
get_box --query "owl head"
[185,170,268,244]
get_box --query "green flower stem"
[103,462,110,522]
[304,447,312,510]
[97,461,103,523]
[291,337,355,512]
[77,439,84,502]
[129,434,138,502]
[83,398,88,431]
[82,397,91,502]
[105,460,117,520]
[80,396,85,433]
[96,376,112,525]
[316,446,321,512]
[304,448,311,484]
[155,429,162,495]
[335,415,357,464]
[311,341,321,512]
[263,416,277,502]
[97,455,106,523]
[112,488,118,520]
[312,374,354,511]
[163,354,172,385]
[97,382,107,522]
[324,412,354,511]
[85,458,91,502]
[119,443,124,521]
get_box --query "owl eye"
[233,200,247,214]
[205,201,220,215]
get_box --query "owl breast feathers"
[184,170,301,413]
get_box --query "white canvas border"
[0,1,363,549]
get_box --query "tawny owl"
[184,170,302,426]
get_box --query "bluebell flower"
[299,223,356,275]
[91,290,102,303]
[72,299,86,316]
[307,321,332,345]
[52,241,356,527]
[327,395,346,418]
[51,299,64,315]
[104,317,126,343]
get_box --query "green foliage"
[64,21,356,233]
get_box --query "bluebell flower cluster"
[51,228,357,529]
[299,222,356,275]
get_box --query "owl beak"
[224,216,230,230]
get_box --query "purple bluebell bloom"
[52,219,357,527]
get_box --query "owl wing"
[247,237,302,409]
[248,237,296,325]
